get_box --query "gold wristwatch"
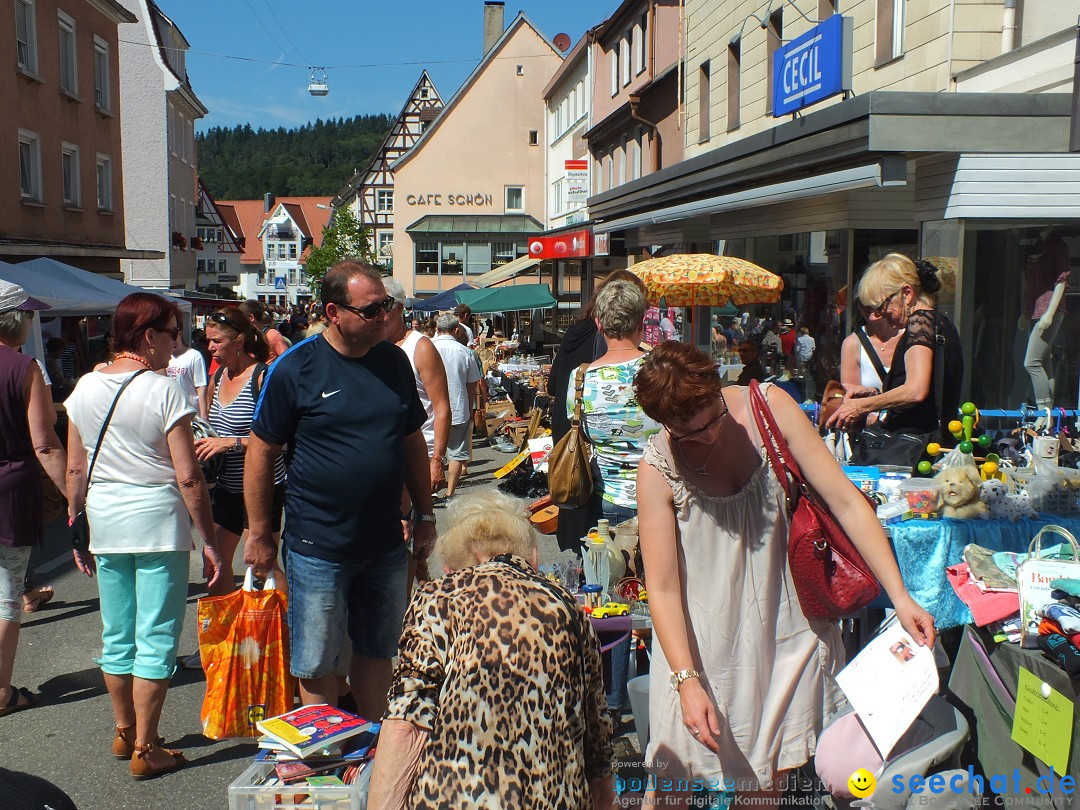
[669,669,700,692]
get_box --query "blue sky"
[159,1,622,132]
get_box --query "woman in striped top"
[194,309,287,597]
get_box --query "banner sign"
[772,14,852,117]
[528,229,591,259]
[218,274,239,284]
[565,159,589,204]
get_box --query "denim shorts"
[0,546,32,622]
[285,542,409,680]
[212,484,285,537]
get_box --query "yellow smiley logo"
[848,769,876,798]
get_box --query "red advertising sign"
[528,229,591,259]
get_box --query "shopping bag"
[198,568,296,739]
[1017,526,1080,649]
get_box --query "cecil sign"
[772,14,852,118]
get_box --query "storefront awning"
[405,215,544,234]
[471,254,541,288]
[456,283,556,314]
[594,160,906,233]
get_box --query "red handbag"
[748,380,881,620]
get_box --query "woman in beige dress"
[633,342,935,809]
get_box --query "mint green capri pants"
[95,552,190,681]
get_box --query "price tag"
[1011,666,1073,776]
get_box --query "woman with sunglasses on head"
[64,293,224,779]
[632,342,935,809]
[826,254,963,441]
[189,310,286,605]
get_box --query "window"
[376,189,393,212]
[621,33,631,86]
[876,0,905,64]
[441,243,464,274]
[415,241,439,274]
[504,186,524,212]
[528,130,538,146]
[168,103,175,155]
[61,142,80,207]
[636,12,648,75]
[265,242,274,261]
[277,243,288,260]
[257,268,266,285]
[197,259,207,274]
[95,153,112,210]
[766,10,782,112]
[219,259,227,273]
[93,36,110,112]
[14,0,37,73]
[552,178,565,216]
[516,64,524,76]
[818,0,836,18]
[610,47,619,96]
[377,231,393,259]
[699,61,711,143]
[289,243,297,259]
[288,269,297,285]
[168,195,176,236]
[466,242,491,276]
[420,87,429,99]
[18,130,42,202]
[727,40,741,131]
[57,11,76,95]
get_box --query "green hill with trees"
[196,114,393,199]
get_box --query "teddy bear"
[936,465,988,519]
[980,478,1038,522]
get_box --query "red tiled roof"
[216,197,332,265]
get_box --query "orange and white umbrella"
[630,254,784,307]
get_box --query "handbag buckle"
[813,539,830,557]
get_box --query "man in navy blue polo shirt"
[244,261,436,718]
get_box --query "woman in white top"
[839,301,902,401]
[65,293,222,780]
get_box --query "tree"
[303,207,376,290]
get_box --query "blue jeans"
[285,543,409,680]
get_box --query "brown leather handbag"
[749,380,880,620]
[547,363,593,508]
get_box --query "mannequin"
[1019,228,1068,423]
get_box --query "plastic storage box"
[899,478,941,518]
[228,760,370,810]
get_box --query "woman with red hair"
[632,342,934,808]
[65,293,222,779]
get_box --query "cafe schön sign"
[405,193,494,206]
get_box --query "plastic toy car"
[590,602,630,619]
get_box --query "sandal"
[131,741,186,780]
[22,586,54,613]
[113,724,165,759]
[0,686,38,717]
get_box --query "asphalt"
[0,437,645,809]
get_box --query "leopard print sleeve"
[581,615,614,782]
[385,582,449,732]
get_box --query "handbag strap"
[854,327,888,388]
[567,363,589,452]
[85,369,148,486]
[748,380,809,512]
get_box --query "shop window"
[15,0,37,74]
[727,41,741,131]
[699,61,711,143]
[765,10,782,112]
[441,243,465,275]
[466,242,492,275]
[415,241,439,275]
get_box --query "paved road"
[0,442,548,809]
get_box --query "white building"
[117,0,206,291]
[543,36,590,230]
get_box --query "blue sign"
[274,277,287,290]
[772,14,852,117]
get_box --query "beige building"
[587,0,1080,411]
[391,4,563,296]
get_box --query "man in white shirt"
[432,312,480,498]
[167,334,208,419]
[453,304,475,347]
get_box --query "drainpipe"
[629,93,662,173]
[1002,0,1017,53]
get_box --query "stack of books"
[254,703,380,787]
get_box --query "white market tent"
[0,258,191,363]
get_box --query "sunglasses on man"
[333,296,395,320]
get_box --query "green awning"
[405,214,544,234]
[456,283,556,313]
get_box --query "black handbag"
[849,426,933,467]
[72,370,147,553]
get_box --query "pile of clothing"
[1034,583,1080,677]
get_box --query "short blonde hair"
[857,253,939,310]
[594,279,647,339]
[436,489,538,571]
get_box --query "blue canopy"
[411,283,476,313]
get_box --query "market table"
[491,368,539,416]
[888,515,1080,629]
[948,624,1079,802]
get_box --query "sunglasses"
[208,312,232,326]
[668,408,727,443]
[334,296,395,320]
[870,290,900,316]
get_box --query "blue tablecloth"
[889,514,1080,629]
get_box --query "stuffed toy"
[980,479,1037,522]
[936,465,988,519]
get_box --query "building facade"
[1,0,149,273]
[117,0,206,291]
[586,0,1080,412]
[391,6,563,297]
[194,178,242,297]
[333,71,444,272]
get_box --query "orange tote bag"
[198,568,296,739]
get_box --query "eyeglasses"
[333,296,395,320]
[668,408,727,442]
[871,290,900,316]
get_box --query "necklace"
[673,407,730,476]
[113,352,152,370]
